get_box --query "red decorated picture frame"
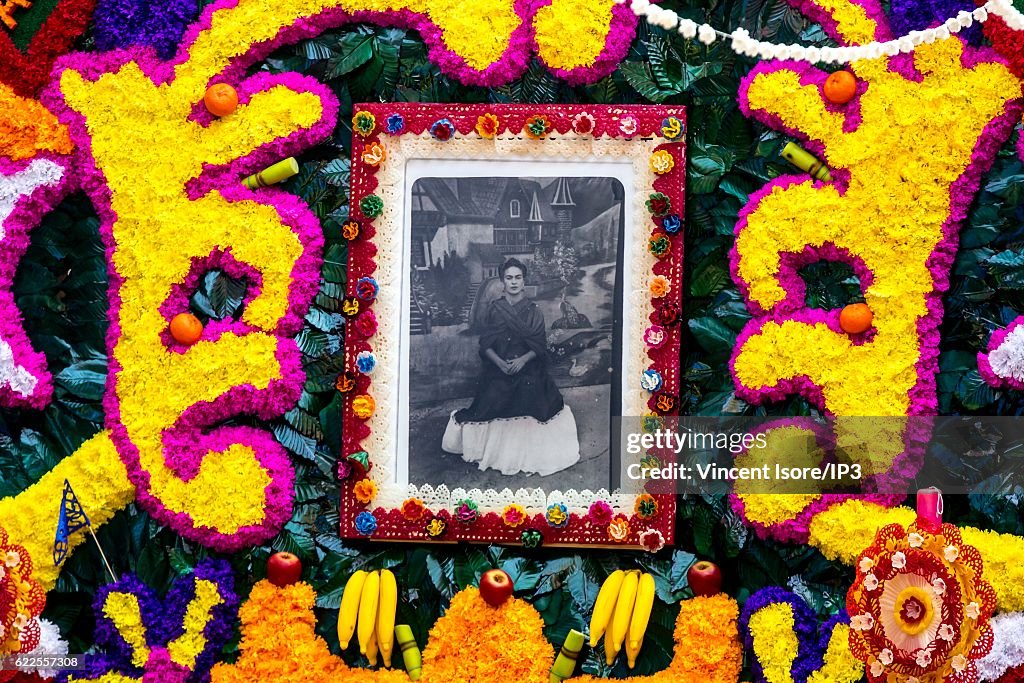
[339,104,684,548]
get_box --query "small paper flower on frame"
[355,511,377,535]
[476,113,500,139]
[524,114,553,139]
[455,499,479,524]
[353,479,377,504]
[352,394,376,419]
[431,118,456,141]
[353,111,376,137]
[546,503,569,528]
[361,141,387,167]
[385,113,404,135]
[649,150,675,174]
[649,275,671,298]
[401,498,426,521]
[502,504,527,528]
[620,115,638,136]
[342,221,360,240]
[607,514,630,542]
[572,112,596,136]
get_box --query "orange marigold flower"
[342,221,360,240]
[353,479,377,504]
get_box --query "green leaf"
[55,359,107,401]
[327,34,376,79]
[688,317,737,356]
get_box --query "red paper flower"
[354,310,378,337]
[401,498,426,521]
[656,301,681,327]
[572,112,595,135]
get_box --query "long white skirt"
[441,405,581,476]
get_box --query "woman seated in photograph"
[442,258,581,476]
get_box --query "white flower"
[13,614,28,630]
[870,661,884,677]
[879,649,894,666]
[859,557,875,573]
[916,650,932,668]
[966,602,980,619]
[864,573,879,591]
[852,613,876,631]
[932,578,946,595]
[944,545,960,562]
[697,23,716,45]
[952,654,968,672]
[908,533,924,548]
[619,116,638,136]
[891,551,906,569]
[4,551,20,567]
[938,624,956,641]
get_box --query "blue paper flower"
[385,113,405,135]
[662,214,682,234]
[355,511,377,536]
[356,351,376,374]
[641,369,663,393]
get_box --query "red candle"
[916,487,942,532]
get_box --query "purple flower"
[355,511,377,535]
[455,500,479,524]
[385,113,405,134]
[93,0,201,59]
[588,500,613,526]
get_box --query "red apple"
[267,552,302,587]
[687,560,722,597]
[479,568,514,607]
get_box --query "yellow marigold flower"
[649,149,675,175]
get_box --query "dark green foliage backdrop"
[2,0,1024,678]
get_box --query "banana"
[626,573,656,669]
[610,570,640,653]
[625,634,644,670]
[604,618,618,666]
[377,568,397,667]
[589,569,625,647]
[366,627,379,666]
[358,570,380,654]
[337,570,367,650]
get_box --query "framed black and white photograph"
[341,104,684,546]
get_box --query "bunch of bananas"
[337,569,398,667]
[588,569,656,669]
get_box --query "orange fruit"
[203,83,238,117]
[839,303,873,334]
[823,71,857,105]
[169,313,204,345]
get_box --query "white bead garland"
[619,0,1024,64]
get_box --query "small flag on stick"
[54,479,118,582]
